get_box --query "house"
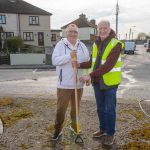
[61,14,98,43]
[0,0,52,50]
[51,29,62,47]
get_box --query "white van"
[124,41,136,54]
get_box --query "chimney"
[90,19,96,25]
[79,14,87,20]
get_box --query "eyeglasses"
[68,30,78,34]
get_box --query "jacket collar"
[62,38,80,50]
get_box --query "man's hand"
[79,75,91,86]
[70,50,77,60]
[70,50,79,68]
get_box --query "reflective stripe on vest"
[101,57,121,64]
[88,43,98,74]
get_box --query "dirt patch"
[0,97,150,150]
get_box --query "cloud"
[24,0,150,36]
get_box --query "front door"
[38,32,44,46]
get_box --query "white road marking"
[118,70,138,98]
[32,69,38,73]
[32,69,38,80]
[127,65,136,67]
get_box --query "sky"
[24,0,150,40]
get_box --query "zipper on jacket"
[59,69,62,85]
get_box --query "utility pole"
[116,0,119,39]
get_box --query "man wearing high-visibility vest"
[79,20,123,146]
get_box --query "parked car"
[124,41,136,54]
[144,43,147,47]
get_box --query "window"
[29,16,39,25]
[5,32,14,38]
[0,15,6,24]
[51,34,56,41]
[23,32,34,41]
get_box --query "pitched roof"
[61,14,97,29]
[0,0,52,15]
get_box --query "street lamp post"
[132,32,134,40]
[129,28,131,40]
[129,26,136,40]
[126,33,128,40]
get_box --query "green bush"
[6,36,24,53]
[20,44,33,53]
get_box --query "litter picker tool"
[72,53,84,144]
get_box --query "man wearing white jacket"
[52,24,89,140]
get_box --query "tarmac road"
[0,45,150,103]
[0,45,150,150]
[118,45,150,102]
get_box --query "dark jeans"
[93,85,118,136]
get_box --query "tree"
[146,34,150,39]
[6,36,24,53]
[137,32,147,40]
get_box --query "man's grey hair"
[97,20,110,28]
[65,24,79,32]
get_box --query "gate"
[0,49,10,65]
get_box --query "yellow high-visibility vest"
[89,38,122,86]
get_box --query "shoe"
[70,126,81,134]
[51,131,62,141]
[103,135,115,146]
[93,130,107,138]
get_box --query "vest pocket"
[103,72,121,86]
